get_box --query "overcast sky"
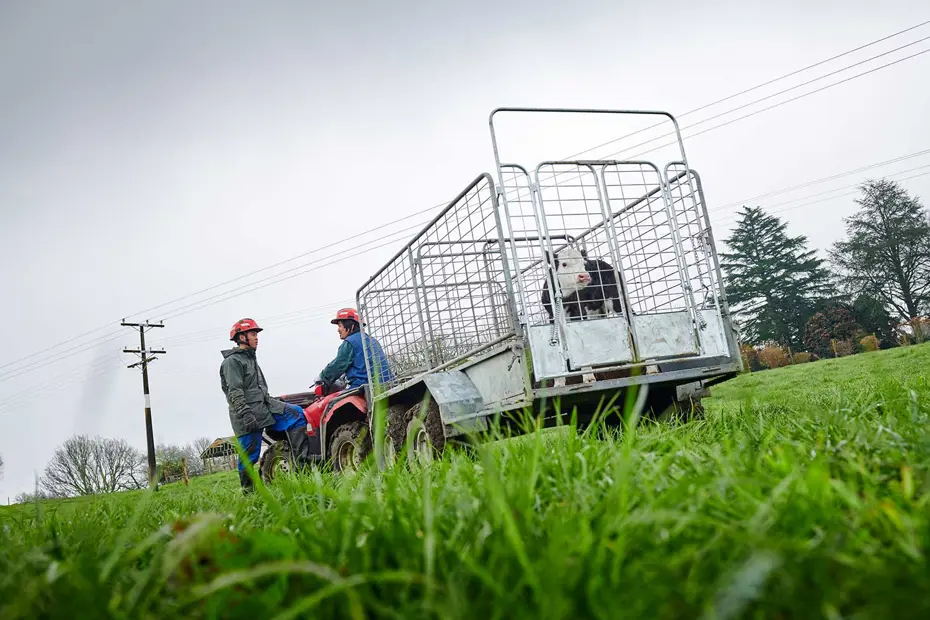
[2,1,929,499]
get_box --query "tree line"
[720,178,930,369]
[12,435,215,503]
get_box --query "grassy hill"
[2,344,929,619]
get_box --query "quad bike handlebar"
[311,376,347,397]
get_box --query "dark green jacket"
[319,339,354,385]
[219,347,286,436]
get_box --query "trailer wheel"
[644,387,705,423]
[259,440,291,484]
[406,400,445,466]
[382,404,409,468]
[329,421,372,473]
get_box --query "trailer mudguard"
[422,370,487,432]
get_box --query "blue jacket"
[320,331,395,389]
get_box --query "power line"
[0,221,429,383]
[739,164,930,211]
[126,206,437,321]
[713,169,930,226]
[0,331,126,383]
[711,149,930,212]
[566,22,930,159]
[0,323,123,372]
[0,304,349,412]
[0,207,440,374]
[0,355,121,413]
[166,305,348,349]
[496,37,930,211]
[609,46,930,164]
[156,299,352,347]
[156,223,428,321]
[0,224,424,384]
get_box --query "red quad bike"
[258,378,373,482]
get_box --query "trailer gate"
[490,108,731,381]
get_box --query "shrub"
[804,306,863,358]
[910,317,930,344]
[758,345,790,369]
[791,351,813,364]
[740,343,763,372]
[831,339,855,358]
[860,334,880,352]
[852,295,897,348]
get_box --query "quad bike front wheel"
[329,421,372,473]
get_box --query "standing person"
[318,308,394,392]
[220,318,319,492]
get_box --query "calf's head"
[547,246,591,296]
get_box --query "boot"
[285,425,323,472]
[238,469,255,494]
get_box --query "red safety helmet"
[331,308,361,325]
[229,318,263,342]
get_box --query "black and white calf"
[540,245,624,321]
[539,245,626,386]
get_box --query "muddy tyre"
[381,404,409,468]
[329,422,372,473]
[406,399,445,466]
[259,440,291,484]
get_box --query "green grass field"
[2,344,929,619]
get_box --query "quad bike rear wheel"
[259,440,291,483]
[329,421,372,473]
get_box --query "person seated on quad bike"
[317,308,394,394]
[220,318,321,492]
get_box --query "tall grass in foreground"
[1,345,929,619]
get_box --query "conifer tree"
[721,206,835,348]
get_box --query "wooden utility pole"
[121,320,166,486]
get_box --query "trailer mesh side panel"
[357,174,514,392]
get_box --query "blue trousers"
[236,403,306,472]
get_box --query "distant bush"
[852,295,898,348]
[740,344,763,372]
[831,339,856,358]
[791,351,813,364]
[804,306,863,358]
[758,345,790,369]
[860,334,880,352]
[900,316,930,345]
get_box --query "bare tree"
[184,442,205,476]
[41,435,147,497]
[94,437,148,491]
[192,436,213,459]
[156,442,206,481]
